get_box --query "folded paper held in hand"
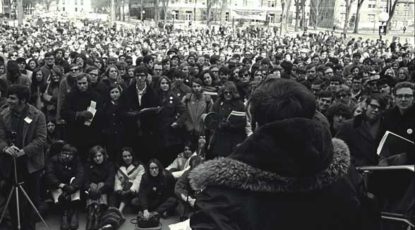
[85,101,97,126]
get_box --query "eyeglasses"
[395,94,413,99]
[368,103,381,110]
[336,94,349,98]
[223,91,232,95]
[150,166,159,170]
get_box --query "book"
[227,110,246,126]
[169,219,191,230]
[377,131,415,159]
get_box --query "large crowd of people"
[0,16,414,229]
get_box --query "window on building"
[63,7,65,11]
[75,0,77,5]
[268,0,275,7]
[81,0,83,5]
[75,7,78,12]
[268,14,275,23]
[368,14,375,22]
[225,12,230,21]
[185,11,192,20]
[173,10,179,19]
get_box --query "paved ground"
[36,210,181,230]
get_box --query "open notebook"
[377,131,414,158]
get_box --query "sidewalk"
[36,212,180,230]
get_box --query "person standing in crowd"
[380,82,415,165]
[41,52,57,80]
[0,84,47,230]
[155,76,186,166]
[171,69,191,100]
[118,66,160,163]
[208,81,246,158]
[189,78,363,230]
[336,94,387,166]
[1,61,31,88]
[61,73,103,160]
[16,58,32,81]
[181,78,213,147]
[101,83,125,161]
[29,68,48,111]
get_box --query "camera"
[7,131,17,146]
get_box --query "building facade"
[317,0,414,31]
[50,0,93,16]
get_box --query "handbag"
[132,211,161,229]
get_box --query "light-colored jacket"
[114,164,145,193]
[166,152,197,179]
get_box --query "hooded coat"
[189,118,363,230]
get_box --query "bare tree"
[161,0,169,23]
[343,0,355,35]
[353,0,364,33]
[155,0,160,24]
[309,0,322,29]
[386,0,400,30]
[280,0,292,35]
[294,0,306,32]
[206,0,218,26]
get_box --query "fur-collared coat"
[189,118,364,230]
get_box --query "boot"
[69,202,79,230]
[92,204,102,230]
[86,205,95,230]
[60,209,70,230]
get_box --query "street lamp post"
[172,11,176,26]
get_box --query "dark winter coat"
[61,88,103,155]
[156,91,186,150]
[189,118,364,230]
[336,115,382,166]
[380,106,415,162]
[209,99,246,158]
[138,170,177,213]
[118,82,160,161]
[84,160,115,194]
[101,101,125,160]
[45,155,84,190]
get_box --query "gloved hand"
[76,110,93,120]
